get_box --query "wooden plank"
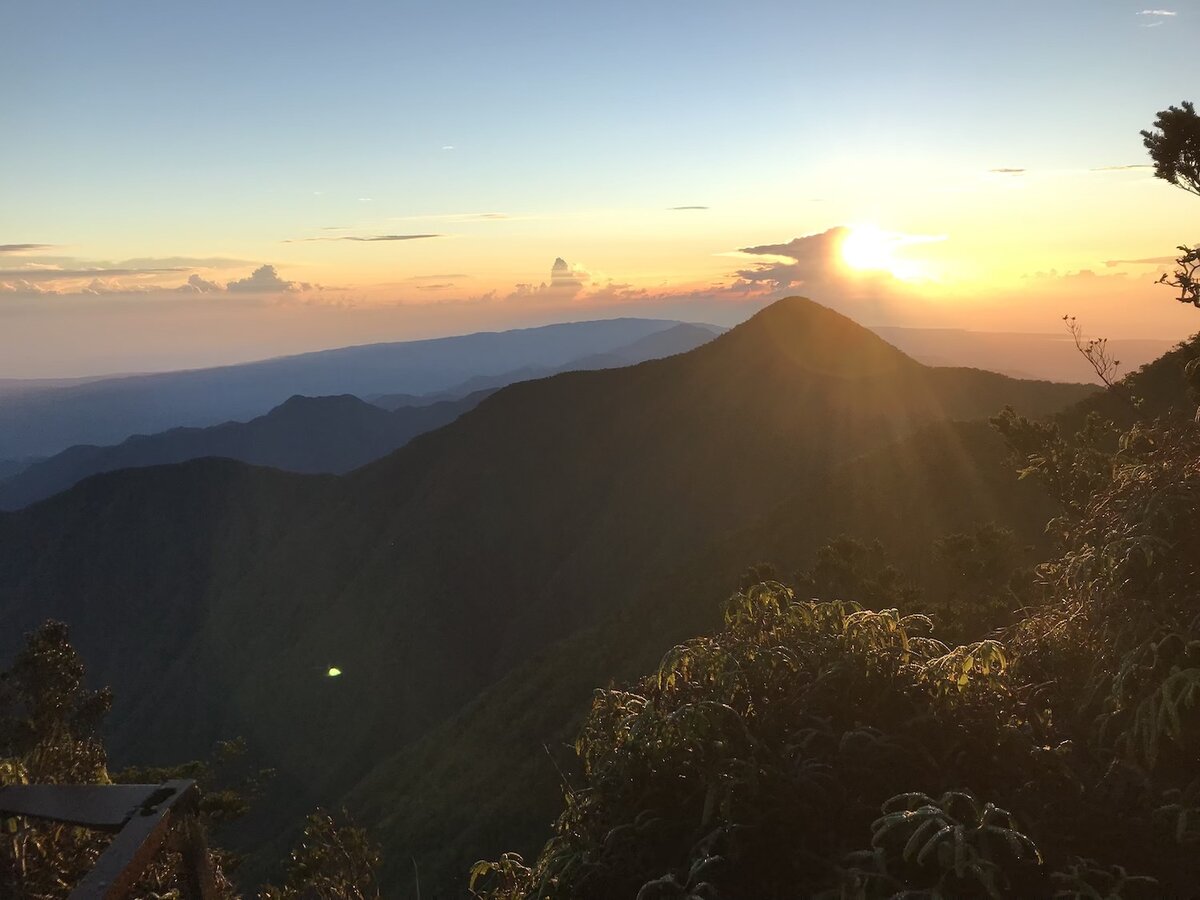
[65,781,198,900]
[0,784,161,830]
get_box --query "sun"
[839,225,928,280]
[840,225,894,272]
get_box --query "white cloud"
[177,274,223,293]
[0,265,184,282]
[0,259,315,299]
[226,265,308,293]
[507,257,589,301]
[1137,9,1176,26]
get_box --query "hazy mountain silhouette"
[0,298,1101,891]
[371,322,723,409]
[0,392,489,510]
[0,374,117,397]
[0,318,709,458]
[0,458,38,481]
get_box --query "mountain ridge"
[0,392,489,510]
[370,321,723,409]
[0,296,1103,892]
[0,317,712,458]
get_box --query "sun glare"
[840,225,893,271]
[839,225,930,281]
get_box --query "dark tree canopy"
[1142,101,1200,197]
[1142,101,1200,413]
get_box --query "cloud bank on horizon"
[0,262,313,297]
[1,221,1197,378]
[0,224,1191,317]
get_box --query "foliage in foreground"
[472,397,1200,897]
[260,810,382,900]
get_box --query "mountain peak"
[273,393,371,413]
[708,296,915,378]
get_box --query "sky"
[3,0,1200,376]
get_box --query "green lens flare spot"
[327,667,342,677]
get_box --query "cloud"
[1,262,317,300]
[1024,267,1133,285]
[441,145,455,151]
[343,234,442,241]
[388,211,518,223]
[505,257,589,302]
[459,233,884,317]
[177,274,223,293]
[284,233,443,243]
[668,206,710,210]
[0,253,272,298]
[1137,9,1176,25]
[0,254,245,278]
[0,279,56,295]
[1,252,248,269]
[115,256,252,268]
[1091,164,1153,172]
[1103,255,1178,267]
[1137,11,1175,27]
[0,266,184,282]
[551,257,585,291]
[226,264,307,293]
[80,278,160,296]
[0,244,53,253]
[735,228,850,291]
[371,224,1184,343]
[989,168,1025,175]
[720,226,944,322]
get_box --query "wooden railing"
[0,779,218,899]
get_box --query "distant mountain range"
[0,318,720,459]
[369,322,722,408]
[0,322,723,509]
[0,393,486,510]
[0,298,1110,894]
[0,458,36,481]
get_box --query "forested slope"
[0,298,1098,890]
